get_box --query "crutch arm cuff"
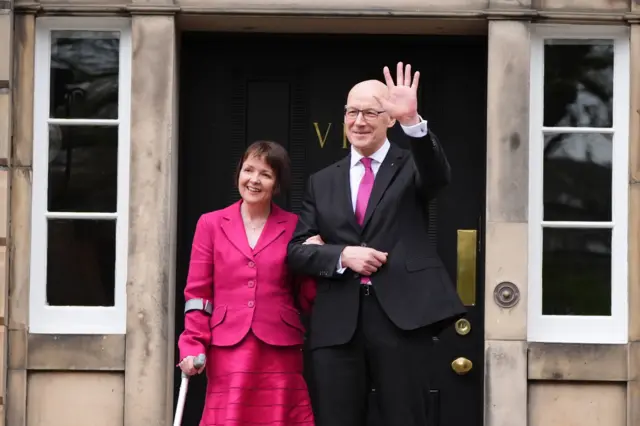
[184,298,213,315]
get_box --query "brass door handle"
[451,357,473,375]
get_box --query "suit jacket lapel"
[220,201,253,260]
[253,205,288,256]
[362,144,406,228]
[336,154,360,233]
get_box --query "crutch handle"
[193,353,206,369]
[180,353,206,379]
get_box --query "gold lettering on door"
[313,122,332,148]
[311,122,349,149]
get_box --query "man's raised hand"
[375,61,420,126]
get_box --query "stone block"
[486,20,530,223]
[8,168,31,330]
[0,13,11,86]
[6,369,26,426]
[484,222,527,340]
[538,0,628,11]
[489,0,533,8]
[484,340,528,426]
[27,372,124,426]
[12,15,34,168]
[0,170,9,241]
[529,382,626,426]
[0,327,5,407]
[528,343,627,381]
[0,93,9,164]
[0,247,7,326]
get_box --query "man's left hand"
[376,62,420,127]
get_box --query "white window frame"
[528,24,630,344]
[29,17,132,334]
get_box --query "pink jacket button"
[248,301,255,308]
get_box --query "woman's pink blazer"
[178,201,316,361]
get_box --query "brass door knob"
[451,357,473,375]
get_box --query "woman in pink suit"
[177,141,316,425]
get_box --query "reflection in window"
[543,40,613,128]
[48,125,118,213]
[46,219,116,306]
[543,133,612,222]
[50,31,120,119]
[540,39,618,319]
[542,228,611,316]
[45,31,121,308]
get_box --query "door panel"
[175,32,487,426]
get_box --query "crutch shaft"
[172,354,206,426]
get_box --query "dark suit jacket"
[287,131,466,349]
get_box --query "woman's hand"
[179,355,206,376]
[303,235,325,245]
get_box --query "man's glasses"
[344,107,386,120]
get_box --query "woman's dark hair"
[235,141,291,194]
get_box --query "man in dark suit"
[286,62,466,426]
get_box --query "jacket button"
[248,280,255,288]
[248,301,255,308]
[248,261,255,268]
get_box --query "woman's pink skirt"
[201,332,315,426]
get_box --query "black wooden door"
[175,32,487,426]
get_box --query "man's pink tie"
[355,157,374,284]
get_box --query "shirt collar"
[350,139,391,168]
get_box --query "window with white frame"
[29,17,131,334]
[528,25,630,344]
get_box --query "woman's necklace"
[244,218,266,232]
[242,212,268,249]
[241,204,269,247]
[241,208,268,232]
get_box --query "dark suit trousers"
[310,285,434,426]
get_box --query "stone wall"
[0,2,11,425]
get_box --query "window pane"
[46,219,116,307]
[48,125,118,213]
[542,228,611,316]
[543,39,613,128]
[543,133,612,222]
[50,31,120,119]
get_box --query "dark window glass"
[543,40,613,128]
[50,31,120,119]
[542,228,611,316]
[46,219,116,307]
[48,125,118,213]
[543,133,612,222]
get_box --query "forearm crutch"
[173,353,206,426]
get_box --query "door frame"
[168,15,531,426]
[174,30,488,425]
